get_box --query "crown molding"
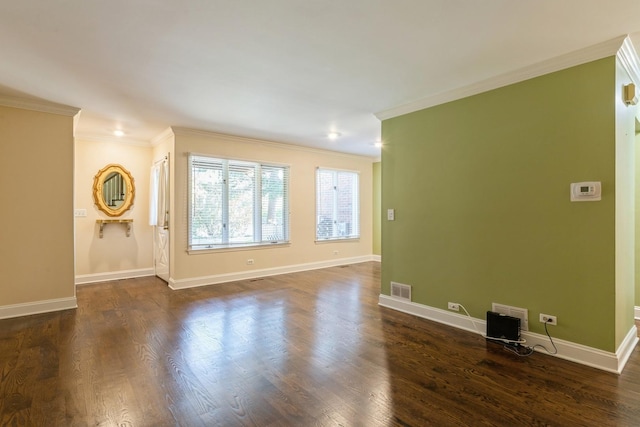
[376,35,628,121]
[618,36,640,85]
[150,127,175,147]
[171,126,378,161]
[0,94,80,117]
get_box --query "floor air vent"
[390,282,411,301]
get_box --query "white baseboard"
[169,255,377,290]
[0,296,77,320]
[617,326,640,373]
[371,254,381,262]
[379,295,638,374]
[75,268,155,285]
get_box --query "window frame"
[315,167,360,242]
[188,154,290,252]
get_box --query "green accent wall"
[381,57,619,351]
[373,162,381,255]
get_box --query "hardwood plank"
[1,262,640,425]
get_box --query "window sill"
[315,237,360,244]
[188,241,291,255]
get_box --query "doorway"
[151,155,169,282]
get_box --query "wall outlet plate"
[539,313,557,325]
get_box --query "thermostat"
[570,182,601,202]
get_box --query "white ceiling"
[1,1,639,157]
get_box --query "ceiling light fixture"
[113,130,125,137]
[327,131,341,140]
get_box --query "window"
[316,167,359,241]
[189,154,289,250]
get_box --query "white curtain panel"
[149,158,168,227]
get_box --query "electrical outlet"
[246,259,254,265]
[448,302,460,312]
[539,313,557,325]
[333,250,339,255]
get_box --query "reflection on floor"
[1,262,640,425]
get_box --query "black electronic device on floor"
[486,311,521,343]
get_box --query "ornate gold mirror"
[92,164,135,217]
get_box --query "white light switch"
[387,209,395,221]
[74,209,87,217]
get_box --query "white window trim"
[315,166,360,242]
[188,154,290,251]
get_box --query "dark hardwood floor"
[1,262,640,426]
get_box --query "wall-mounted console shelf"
[96,219,133,238]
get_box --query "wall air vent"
[390,282,411,301]
[492,303,528,331]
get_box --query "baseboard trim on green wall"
[379,295,639,374]
[169,256,378,290]
[0,296,77,320]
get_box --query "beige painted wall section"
[0,105,76,305]
[74,139,154,276]
[171,129,374,281]
[615,57,637,347]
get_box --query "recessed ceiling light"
[328,132,341,140]
[114,130,125,137]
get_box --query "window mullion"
[255,165,262,242]
[332,171,338,238]
[283,167,289,242]
[222,161,229,243]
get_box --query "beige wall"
[75,127,375,286]
[170,128,375,283]
[0,104,76,309]
[74,139,154,278]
